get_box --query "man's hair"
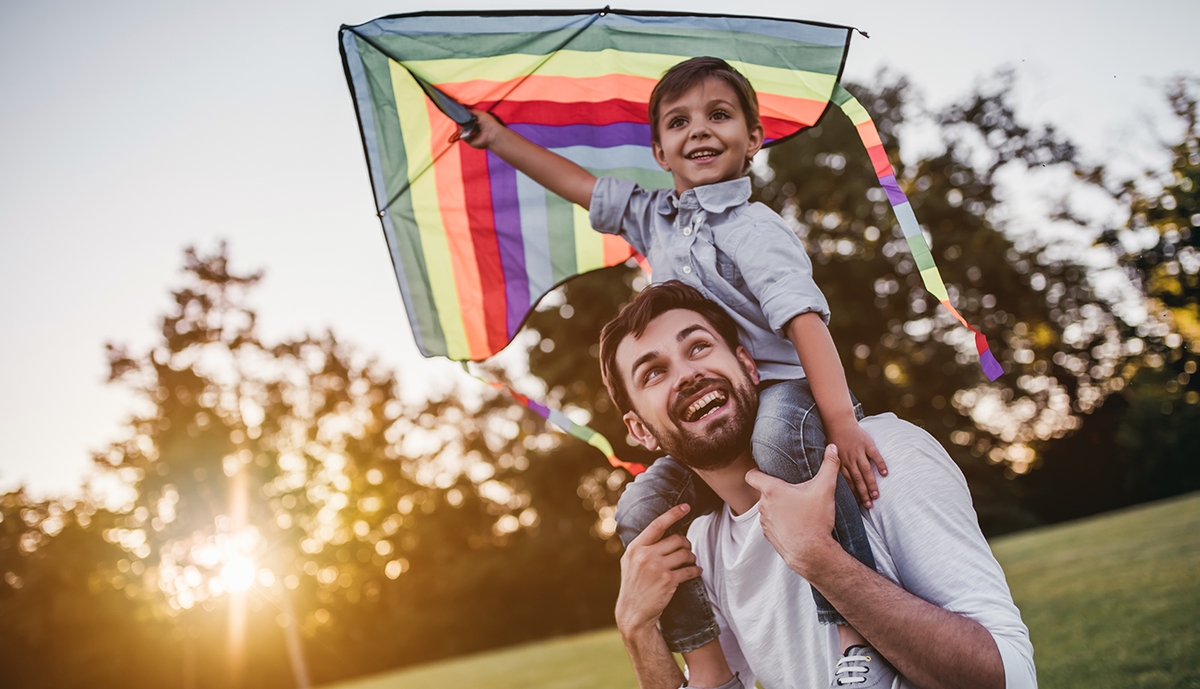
[648,57,761,144]
[599,280,741,415]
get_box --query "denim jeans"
[614,379,877,652]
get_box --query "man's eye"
[643,368,663,384]
[690,342,711,356]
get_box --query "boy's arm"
[461,110,597,209]
[785,313,888,507]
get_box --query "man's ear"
[736,346,760,386]
[623,411,660,452]
[651,141,672,172]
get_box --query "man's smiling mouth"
[683,389,729,422]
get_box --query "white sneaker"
[830,645,898,687]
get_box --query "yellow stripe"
[919,267,949,301]
[407,50,837,103]
[574,203,605,274]
[839,96,871,126]
[390,60,470,360]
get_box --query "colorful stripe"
[833,84,1002,380]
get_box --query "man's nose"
[673,361,705,389]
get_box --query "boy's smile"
[652,77,764,194]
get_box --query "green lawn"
[323,492,1200,689]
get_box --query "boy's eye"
[668,117,687,129]
[711,110,729,120]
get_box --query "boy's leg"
[751,379,878,626]
[615,456,724,651]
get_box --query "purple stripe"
[879,174,908,207]
[980,348,1003,381]
[526,399,552,420]
[487,151,529,338]
[510,122,652,149]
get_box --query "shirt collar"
[657,177,753,215]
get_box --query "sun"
[220,557,257,592]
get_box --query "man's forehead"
[615,309,719,369]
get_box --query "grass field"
[323,492,1200,689]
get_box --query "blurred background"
[2,1,1197,687]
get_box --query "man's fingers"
[631,503,691,546]
[671,565,703,584]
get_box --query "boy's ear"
[623,411,660,452]
[651,141,672,173]
[746,124,765,161]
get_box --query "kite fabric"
[338,8,1002,470]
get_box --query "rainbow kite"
[338,9,1003,469]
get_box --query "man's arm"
[614,504,698,689]
[461,110,596,208]
[745,450,1006,689]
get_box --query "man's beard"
[642,365,758,472]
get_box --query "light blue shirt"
[590,176,829,382]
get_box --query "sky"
[2,0,1197,498]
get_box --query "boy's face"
[652,77,764,195]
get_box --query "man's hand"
[615,503,703,638]
[745,445,843,578]
[826,419,887,508]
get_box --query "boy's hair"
[599,280,741,416]
[648,57,761,144]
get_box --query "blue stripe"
[552,144,660,171]
[356,13,592,36]
[353,11,849,48]
[515,172,554,305]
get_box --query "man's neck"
[692,450,760,516]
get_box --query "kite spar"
[338,8,1003,471]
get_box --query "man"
[599,282,1035,689]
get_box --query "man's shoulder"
[858,413,971,500]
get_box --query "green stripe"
[369,25,844,75]
[357,37,447,355]
[544,191,578,283]
[574,204,605,274]
[588,166,674,190]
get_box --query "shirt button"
[682,266,692,274]
[683,227,692,236]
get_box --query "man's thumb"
[745,468,783,493]
[816,444,841,484]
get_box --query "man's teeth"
[685,391,727,421]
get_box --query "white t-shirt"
[688,414,1037,689]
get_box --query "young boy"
[463,57,892,688]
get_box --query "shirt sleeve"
[862,415,1038,689]
[588,175,657,257]
[725,210,830,335]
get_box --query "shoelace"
[833,653,871,686]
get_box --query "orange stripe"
[439,74,829,130]
[757,92,828,128]
[855,120,883,149]
[602,234,635,266]
[440,73,658,108]
[939,299,972,330]
[425,98,489,360]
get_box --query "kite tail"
[461,363,647,475]
[833,84,1003,381]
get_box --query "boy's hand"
[458,109,504,149]
[826,418,888,509]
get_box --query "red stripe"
[480,98,649,126]
[866,144,894,179]
[459,143,509,355]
